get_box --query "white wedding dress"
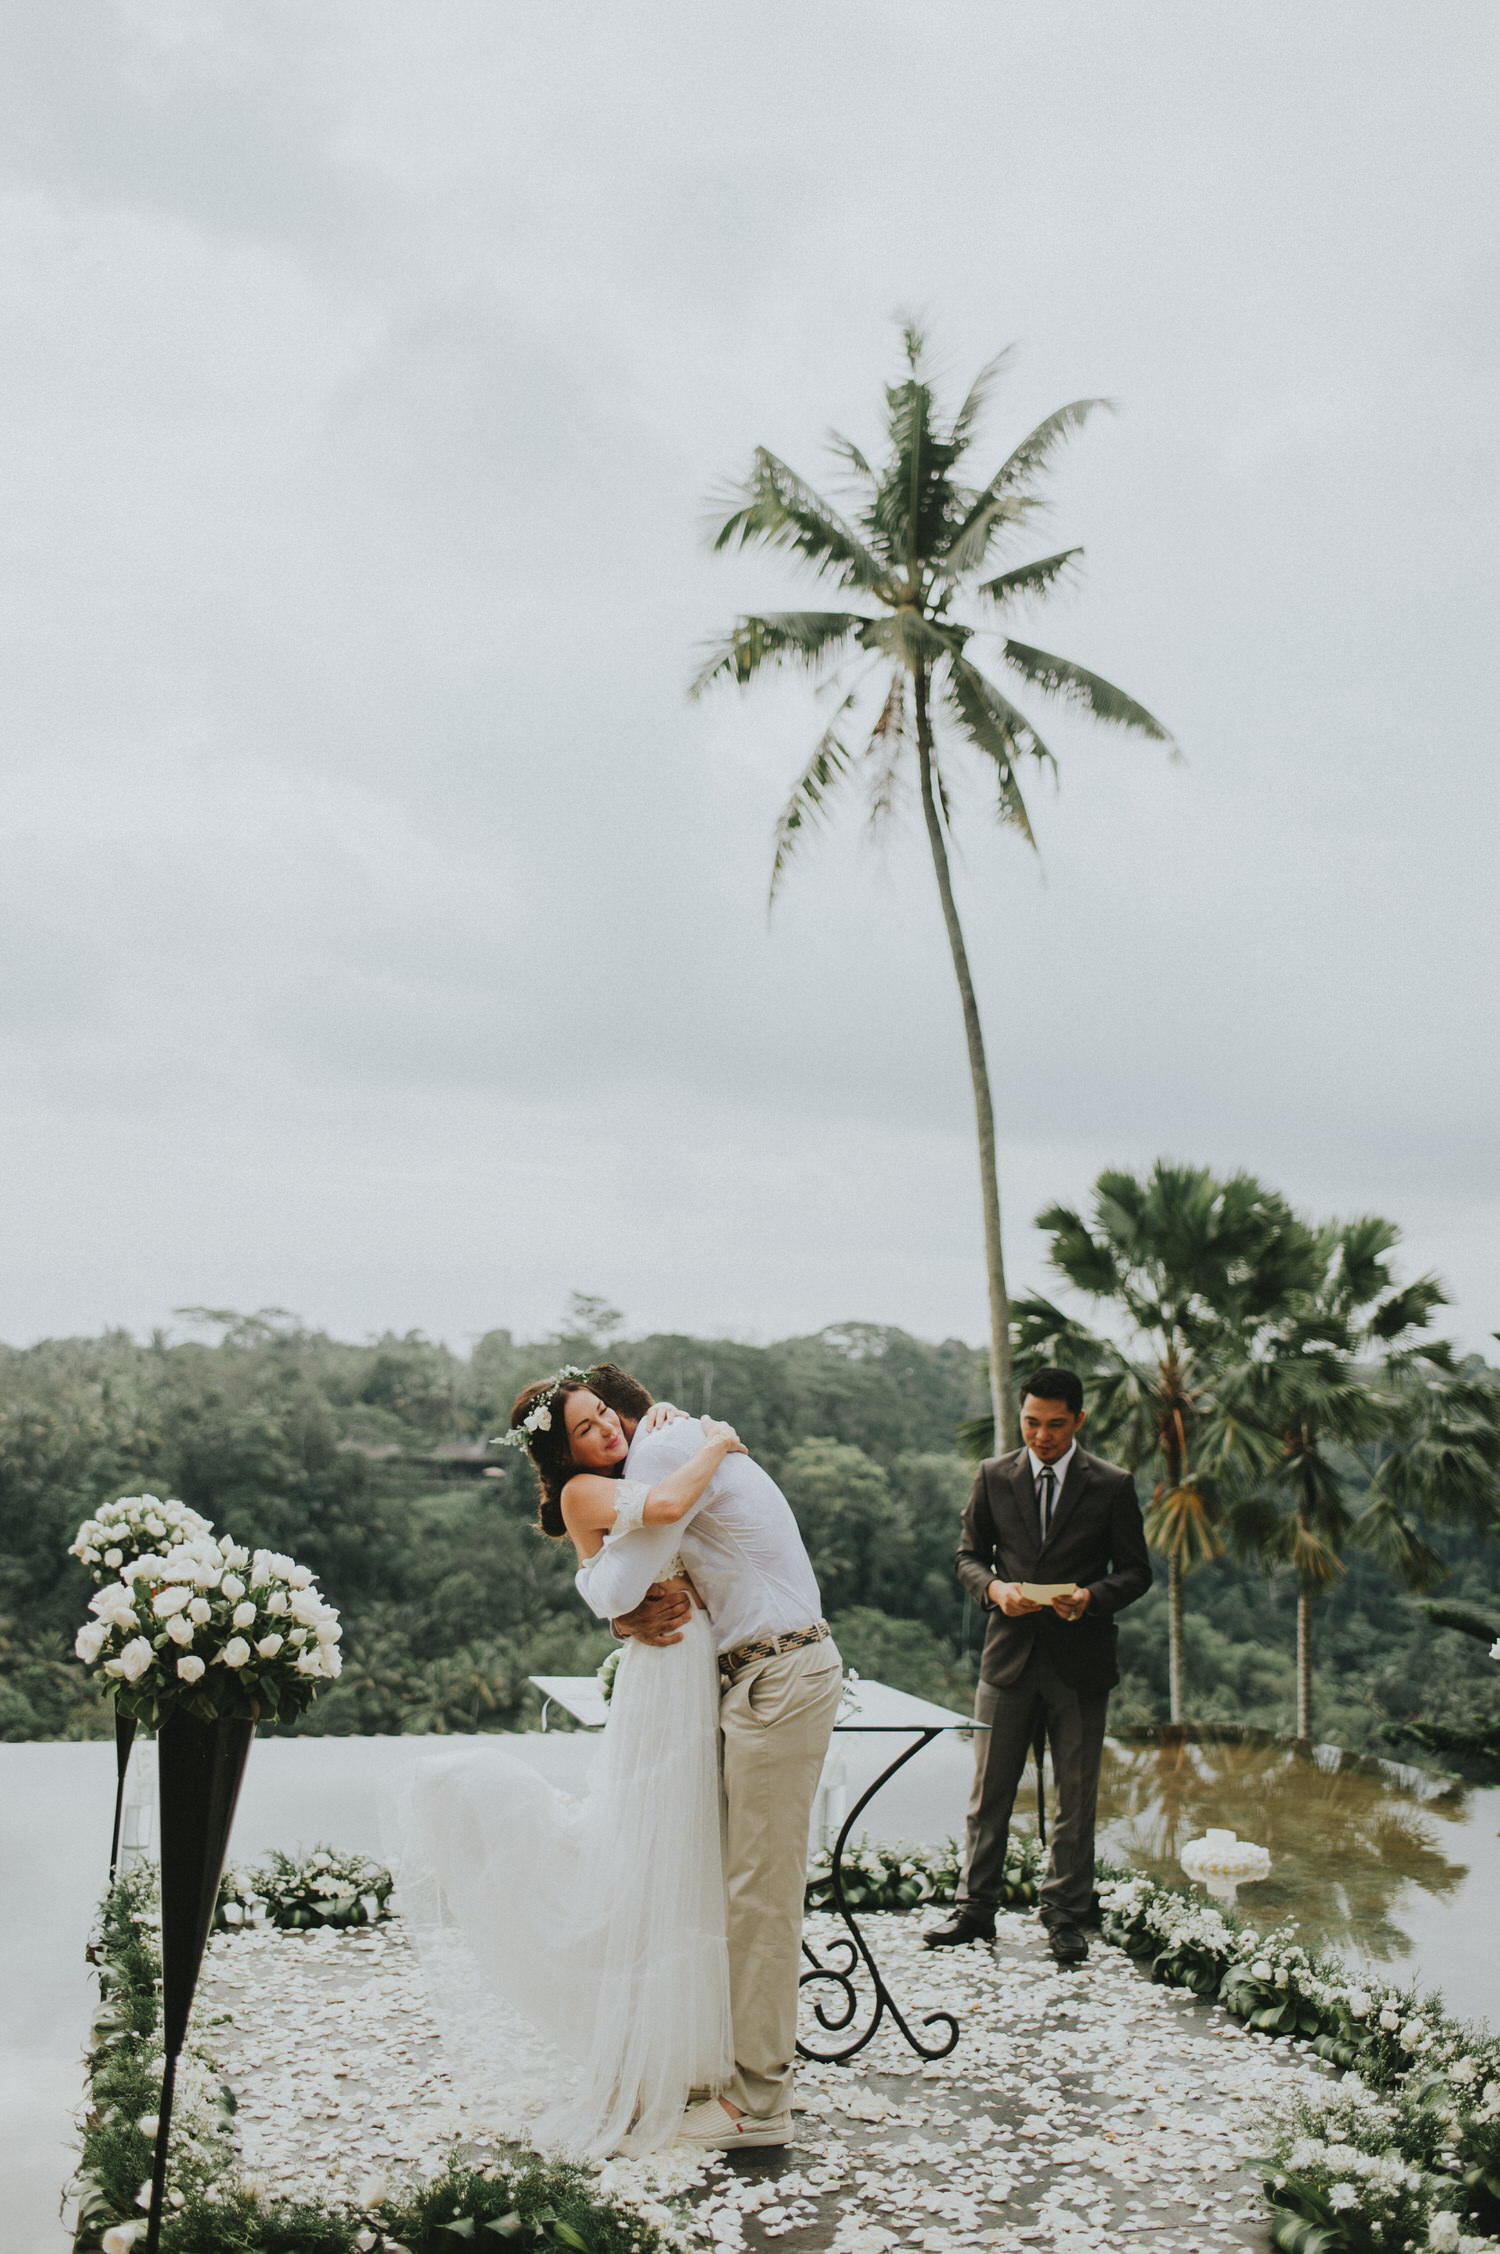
[397,1484,731,2159]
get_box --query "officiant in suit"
[926,1366,1151,1965]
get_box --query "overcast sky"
[1,0,1496,1359]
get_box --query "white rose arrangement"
[69,1495,214,1584]
[73,1534,342,1728]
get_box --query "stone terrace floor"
[195,1904,1331,2254]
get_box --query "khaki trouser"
[718,1636,843,2118]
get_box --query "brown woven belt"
[717,1619,830,1686]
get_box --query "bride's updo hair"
[510,1375,618,1540]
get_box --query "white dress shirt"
[573,1417,824,1655]
[1029,1441,1077,1534]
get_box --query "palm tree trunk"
[913,665,1014,1446]
[1296,1586,1313,1745]
[1168,1550,1184,1724]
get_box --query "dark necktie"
[1037,1465,1056,1543]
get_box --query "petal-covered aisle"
[196,1903,1326,2252]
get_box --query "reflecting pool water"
[1089,1731,1500,2029]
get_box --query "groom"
[580,1366,841,2152]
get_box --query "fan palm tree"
[1003,1162,1320,1722]
[1234,1218,1452,1742]
[692,324,1173,1442]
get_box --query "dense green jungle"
[2,1306,1497,1763]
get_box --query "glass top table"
[528,1671,987,2064]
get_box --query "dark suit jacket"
[956,1445,1152,1694]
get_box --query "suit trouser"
[959,1647,1108,1929]
[718,1637,843,2118]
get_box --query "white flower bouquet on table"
[73,1535,342,1729]
[68,1495,214,1584]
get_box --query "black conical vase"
[144,1706,254,2254]
[108,1706,137,1886]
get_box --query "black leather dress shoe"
[1047,1924,1089,1965]
[923,1908,996,1949]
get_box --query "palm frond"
[1143,1480,1225,1571]
[690,611,867,698]
[826,428,876,485]
[709,449,889,593]
[941,400,1110,578]
[943,658,1054,841]
[1000,642,1174,740]
[1353,1493,1448,1592]
[768,701,858,905]
[976,548,1083,611]
[949,346,1016,452]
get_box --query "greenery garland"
[1093,1865,1500,2252]
[73,1864,691,2254]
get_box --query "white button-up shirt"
[573,1416,824,1655]
[1028,1441,1077,1526]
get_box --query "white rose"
[1429,2214,1460,2252]
[153,1585,189,1617]
[115,1636,154,1683]
[265,1590,289,1615]
[285,1565,313,1589]
[136,2113,159,2137]
[104,1548,124,1569]
[102,2227,140,2253]
[295,1647,325,1675]
[1250,1960,1272,1982]
[310,1851,333,1868]
[187,1597,211,1624]
[1380,2008,1401,2031]
[322,1644,343,1678]
[1450,2059,1478,2087]
[75,1621,109,1664]
[221,1637,252,1669]
[289,1628,308,1645]
[165,1615,194,1647]
[316,1622,342,1647]
[1489,1638,1500,1661]
[289,1590,323,1627]
[232,1602,256,1629]
[91,1584,138,1628]
[1328,2184,1356,2211]
[1346,1990,1371,2018]
[177,1655,206,1683]
[256,1634,283,1659]
[218,1539,248,1566]
[220,1575,245,1602]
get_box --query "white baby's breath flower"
[177,1654,206,1683]
[232,1601,256,1629]
[220,1637,252,1669]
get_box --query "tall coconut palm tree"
[1234,1218,1451,1742]
[998,1161,1320,1722]
[692,324,1173,1443]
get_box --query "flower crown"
[494,1365,598,1451]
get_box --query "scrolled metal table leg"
[798,1730,961,2065]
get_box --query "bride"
[404,1369,742,2159]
